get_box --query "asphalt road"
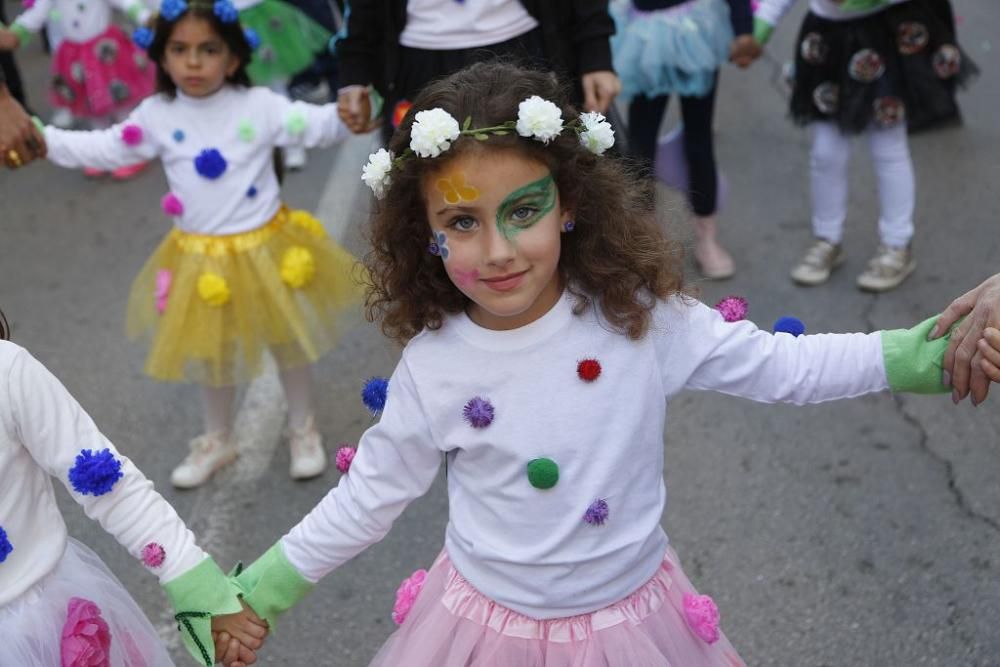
[1,1,998,664]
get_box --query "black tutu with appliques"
[789,0,976,134]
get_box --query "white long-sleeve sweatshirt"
[0,341,208,607]
[277,292,889,619]
[755,0,911,25]
[44,86,350,236]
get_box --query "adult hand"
[929,273,1000,405]
[0,85,46,168]
[0,28,20,52]
[581,70,621,114]
[729,35,763,68]
[979,328,1000,383]
[336,85,379,134]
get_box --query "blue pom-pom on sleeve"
[194,148,228,180]
[132,26,154,50]
[244,27,261,50]
[773,316,806,337]
[0,526,12,563]
[68,448,124,496]
[361,377,389,414]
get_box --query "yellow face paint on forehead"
[435,171,480,206]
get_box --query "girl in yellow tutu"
[36,0,363,488]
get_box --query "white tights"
[809,121,915,248]
[201,366,315,436]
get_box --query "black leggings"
[627,72,719,217]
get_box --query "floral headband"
[133,0,257,50]
[361,95,615,199]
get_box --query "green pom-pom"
[286,113,307,136]
[237,120,255,143]
[527,458,559,490]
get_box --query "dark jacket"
[337,0,616,96]
[633,0,753,35]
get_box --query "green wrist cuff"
[234,542,314,628]
[752,17,774,45]
[163,557,244,667]
[881,315,951,394]
[10,23,32,47]
[31,115,44,133]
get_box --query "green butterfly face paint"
[495,174,557,242]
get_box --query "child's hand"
[0,28,20,51]
[729,36,763,68]
[213,632,258,667]
[977,328,1000,385]
[211,603,269,665]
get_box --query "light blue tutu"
[611,0,733,99]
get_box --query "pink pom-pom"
[121,124,143,146]
[391,569,427,626]
[714,296,748,322]
[155,269,172,314]
[683,593,721,644]
[335,446,355,474]
[161,192,184,216]
[22,0,36,8]
[141,542,166,568]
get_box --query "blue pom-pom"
[214,0,239,23]
[773,316,806,337]
[244,27,261,50]
[0,526,12,563]
[194,148,227,179]
[160,0,188,21]
[246,185,257,198]
[361,377,389,414]
[132,26,154,50]
[68,448,123,496]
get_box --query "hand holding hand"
[979,328,1000,382]
[580,70,622,114]
[929,273,1000,405]
[0,28,20,51]
[729,35,763,68]
[336,85,379,134]
[0,87,46,169]
[211,603,269,666]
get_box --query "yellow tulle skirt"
[126,206,364,386]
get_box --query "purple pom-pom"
[160,0,188,21]
[0,526,12,563]
[132,26,154,50]
[714,296,748,323]
[244,27,261,50]
[773,316,805,337]
[213,0,239,23]
[361,377,389,414]
[462,397,494,429]
[583,499,609,526]
[194,148,227,179]
[68,448,123,496]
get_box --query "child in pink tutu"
[215,61,957,667]
[0,311,266,666]
[0,0,155,179]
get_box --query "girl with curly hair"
[217,61,954,666]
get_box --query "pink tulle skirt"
[50,24,155,118]
[370,546,746,667]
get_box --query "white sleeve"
[8,348,207,584]
[656,298,889,405]
[264,89,352,150]
[754,0,799,26]
[11,0,52,33]
[44,101,160,171]
[280,357,443,583]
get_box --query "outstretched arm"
[44,101,159,170]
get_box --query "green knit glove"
[163,557,244,667]
[232,542,314,629]
[881,315,951,394]
[9,23,32,47]
[753,17,774,46]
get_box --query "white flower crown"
[361,96,615,199]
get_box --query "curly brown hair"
[364,61,686,345]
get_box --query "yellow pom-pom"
[289,210,326,238]
[197,272,231,306]
[280,246,316,289]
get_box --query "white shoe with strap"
[288,416,327,480]
[170,432,238,489]
[856,244,915,292]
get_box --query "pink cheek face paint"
[451,267,480,289]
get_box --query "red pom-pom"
[577,358,602,382]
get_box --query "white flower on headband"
[409,109,461,158]
[516,96,563,144]
[578,111,615,155]
[362,148,394,198]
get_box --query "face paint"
[435,171,480,206]
[433,230,450,261]
[495,174,556,241]
[451,267,479,288]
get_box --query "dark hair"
[364,61,686,345]
[0,309,9,341]
[146,6,253,97]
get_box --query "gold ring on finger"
[6,149,22,167]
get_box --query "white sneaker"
[790,239,844,286]
[288,416,327,480]
[170,433,237,488]
[856,244,915,292]
[284,145,307,171]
